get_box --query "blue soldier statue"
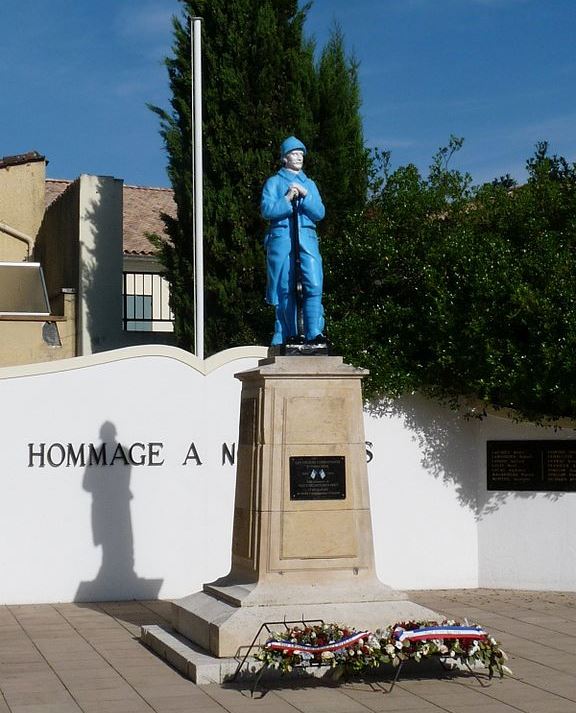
[261,136,326,348]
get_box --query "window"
[122,272,173,332]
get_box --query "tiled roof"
[123,184,176,256]
[45,179,176,256]
[0,151,45,169]
[45,179,72,205]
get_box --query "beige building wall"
[2,159,173,365]
[0,152,78,367]
[0,292,76,367]
[35,180,81,304]
[0,154,46,261]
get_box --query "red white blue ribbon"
[394,625,487,643]
[266,631,369,654]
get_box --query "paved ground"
[1,589,575,713]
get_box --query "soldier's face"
[285,150,304,171]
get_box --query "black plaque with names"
[487,440,576,492]
[290,456,346,500]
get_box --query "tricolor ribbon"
[265,630,370,655]
[394,625,487,643]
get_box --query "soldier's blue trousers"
[268,231,324,345]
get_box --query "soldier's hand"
[288,183,307,199]
[286,186,299,202]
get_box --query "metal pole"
[191,16,204,360]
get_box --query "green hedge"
[325,140,576,422]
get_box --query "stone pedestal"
[169,356,436,658]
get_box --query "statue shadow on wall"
[367,394,566,520]
[75,421,162,601]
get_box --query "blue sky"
[1,0,574,188]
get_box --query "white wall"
[477,416,576,590]
[0,345,574,604]
[0,346,265,604]
[366,395,479,590]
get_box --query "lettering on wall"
[27,441,375,468]
[365,441,374,464]
[28,442,167,468]
[181,443,203,466]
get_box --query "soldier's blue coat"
[261,168,325,343]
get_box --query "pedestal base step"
[171,590,439,658]
[140,625,327,685]
[141,625,239,684]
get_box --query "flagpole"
[191,16,204,360]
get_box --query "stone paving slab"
[0,590,575,712]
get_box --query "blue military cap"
[280,136,307,158]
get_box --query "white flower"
[368,635,380,649]
[385,644,396,655]
[395,641,403,650]
[321,651,334,660]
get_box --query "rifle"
[291,197,305,340]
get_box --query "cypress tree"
[314,25,368,239]
[151,0,318,354]
[307,26,369,333]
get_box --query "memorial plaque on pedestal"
[487,440,576,492]
[289,455,346,500]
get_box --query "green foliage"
[329,140,576,421]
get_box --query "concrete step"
[141,624,243,684]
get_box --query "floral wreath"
[255,620,511,679]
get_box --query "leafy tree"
[332,139,576,421]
